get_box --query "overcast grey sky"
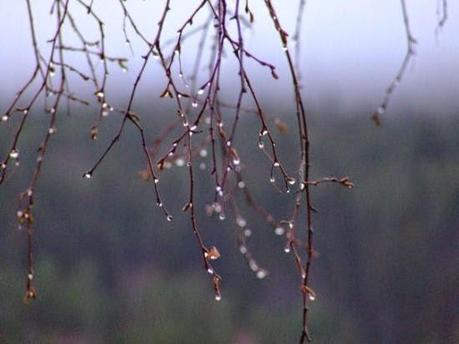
[1,0,458,116]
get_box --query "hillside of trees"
[1,105,457,343]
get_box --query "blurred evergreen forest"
[0,104,458,343]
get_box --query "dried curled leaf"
[117,58,128,71]
[138,169,151,181]
[160,88,173,98]
[229,148,240,166]
[212,275,222,301]
[17,209,34,224]
[205,246,221,260]
[274,117,288,134]
[339,177,354,189]
[127,111,141,126]
[300,285,317,301]
[371,112,381,126]
[245,3,254,23]
[182,202,192,212]
[90,127,98,140]
[248,11,254,23]
[23,287,37,304]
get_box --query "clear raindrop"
[200,149,208,157]
[256,270,267,279]
[274,227,285,236]
[9,150,19,159]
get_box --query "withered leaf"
[274,117,288,134]
[206,246,221,260]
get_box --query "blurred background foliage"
[0,104,458,343]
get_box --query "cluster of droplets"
[234,211,268,280]
[257,128,296,191]
[93,90,114,117]
[199,148,207,171]
[257,128,268,150]
[282,221,295,254]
